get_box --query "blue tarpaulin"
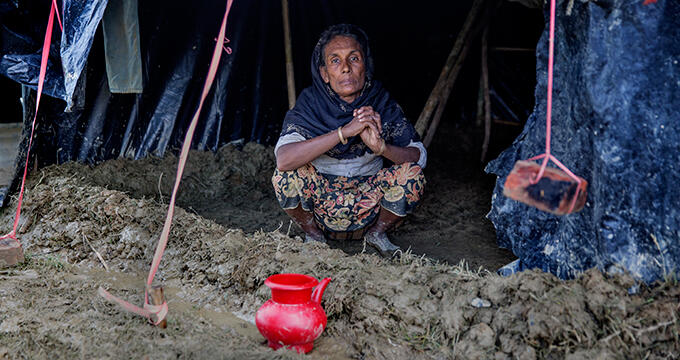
[487,0,680,283]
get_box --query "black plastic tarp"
[0,0,290,164]
[486,0,680,283]
[2,0,525,161]
[3,1,509,203]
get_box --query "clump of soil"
[1,150,678,359]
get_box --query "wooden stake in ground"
[281,0,296,109]
[415,0,487,140]
[480,26,491,163]
[149,286,167,329]
[0,239,23,268]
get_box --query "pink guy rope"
[98,0,235,325]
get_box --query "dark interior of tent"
[0,0,546,269]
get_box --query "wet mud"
[1,141,679,359]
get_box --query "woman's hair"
[314,24,374,79]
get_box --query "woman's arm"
[276,130,342,171]
[276,109,381,171]
[382,143,420,165]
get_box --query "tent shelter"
[1,0,679,273]
[0,0,539,170]
[1,0,679,282]
[2,0,677,284]
[0,0,541,267]
[487,0,679,283]
[1,0,680,358]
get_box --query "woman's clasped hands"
[341,106,385,156]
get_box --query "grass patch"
[15,252,69,272]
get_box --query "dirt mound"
[61,142,284,235]
[46,142,515,270]
[1,154,679,359]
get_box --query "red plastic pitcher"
[255,273,332,354]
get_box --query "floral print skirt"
[271,162,426,235]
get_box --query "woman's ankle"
[365,222,386,236]
[302,225,324,237]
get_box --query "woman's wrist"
[375,139,386,156]
[337,127,348,145]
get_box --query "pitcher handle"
[311,277,332,304]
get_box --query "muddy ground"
[1,122,680,359]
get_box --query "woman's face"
[320,35,366,103]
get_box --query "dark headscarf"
[280,24,419,159]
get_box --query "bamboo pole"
[475,73,484,127]
[494,119,521,126]
[422,34,474,147]
[480,26,491,163]
[414,0,486,137]
[282,0,296,109]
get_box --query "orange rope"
[1,1,59,245]
[524,0,583,214]
[98,0,235,325]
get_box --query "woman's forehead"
[324,35,363,57]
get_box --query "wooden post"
[475,73,484,127]
[0,239,23,268]
[422,35,475,147]
[415,0,486,137]
[149,286,167,329]
[480,26,491,163]
[281,0,296,109]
